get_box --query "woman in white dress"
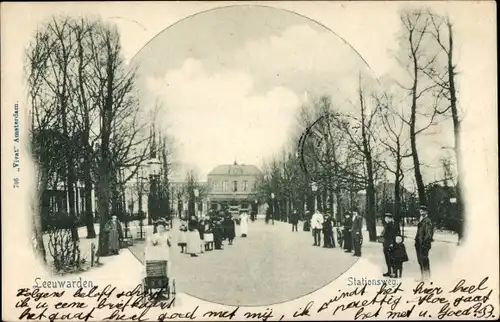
[187,217,201,257]
[145,223,172,276]
[240,212,249,237]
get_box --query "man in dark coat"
[212,217,224,250]
[223,214,236,245]
[265,207,271,224]
[303,211,311,232]
[351,212,363,257]
[380,212,400,277]
[415,205,434,280]
[290,209,300,232]
[322,214,335,248]
[343,214,353,253]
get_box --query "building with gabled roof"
[206,161,262,214]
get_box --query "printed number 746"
[13,177,20,188]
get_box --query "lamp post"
[270,192,275,225]
[194,188,199,219]
[148,157,162,225]
[311,182,318,213]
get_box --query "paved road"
[128,219,358,306]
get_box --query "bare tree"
[377,93,413,225]
[184,169,207,218]
[425,11,464,242]
[397,10,450,207]
[84,21,146,256]
[333,75,381,241]
[26,17,83,265]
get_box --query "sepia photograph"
[2,1,498,320]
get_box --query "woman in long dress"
[240,212,249,237]
[145,223,172,278]
[187,217,201,257]
[105,215,123,255]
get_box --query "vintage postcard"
[1,1,498,321]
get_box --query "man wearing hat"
[380,212,400,277]
[415,205,434,280]
[343,213,353,253]
[351,211,363,257]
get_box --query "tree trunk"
[366,164,377,241]
[335,188,343,222]
[97,167,110,256]
[78,34,96,239]
[97,43,115,256]
[394,175,402,226]
[446,20,464,243]
[84,180,96,238]
[34,167,49,263]
[410,39,428,206]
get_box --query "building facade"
[206,162,262,214]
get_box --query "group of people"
[380,205,434,280]
[177,212,250,257]
[308,210,363,257]
[299,204,434,280]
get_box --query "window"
[233,180,238,192]
[212,181,218,191]
[222,181,228,192]
[243,180,248,191]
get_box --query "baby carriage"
[143,260,176,303]
[143,225,176,303]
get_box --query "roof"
[208,163,262,176]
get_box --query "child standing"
[177,221,188,253]
[204,220,214,251]
[389,235,409,278]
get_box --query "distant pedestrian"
[223,214,236,245]
[198,219,206,253]
[187,217,201,257]
[265,207,272,224]
[290,209,299,232]
[303,211,311,232]
[415,205,434,280]
[177,220,188,253]
[336,223,343,248]
[343,214,353,253]
[389,235,408,278]
[240,212,249,237]
[322,214,334,248]
[311,210,324,246]
[213,217,224,250]
[204,219,214,251]
[105,215,123,255]
[379,212,400,277]
[351,212,363,257]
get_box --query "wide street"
[128,219,358,306]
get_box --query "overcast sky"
[129,6,394,180]
[4,1,495,186]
